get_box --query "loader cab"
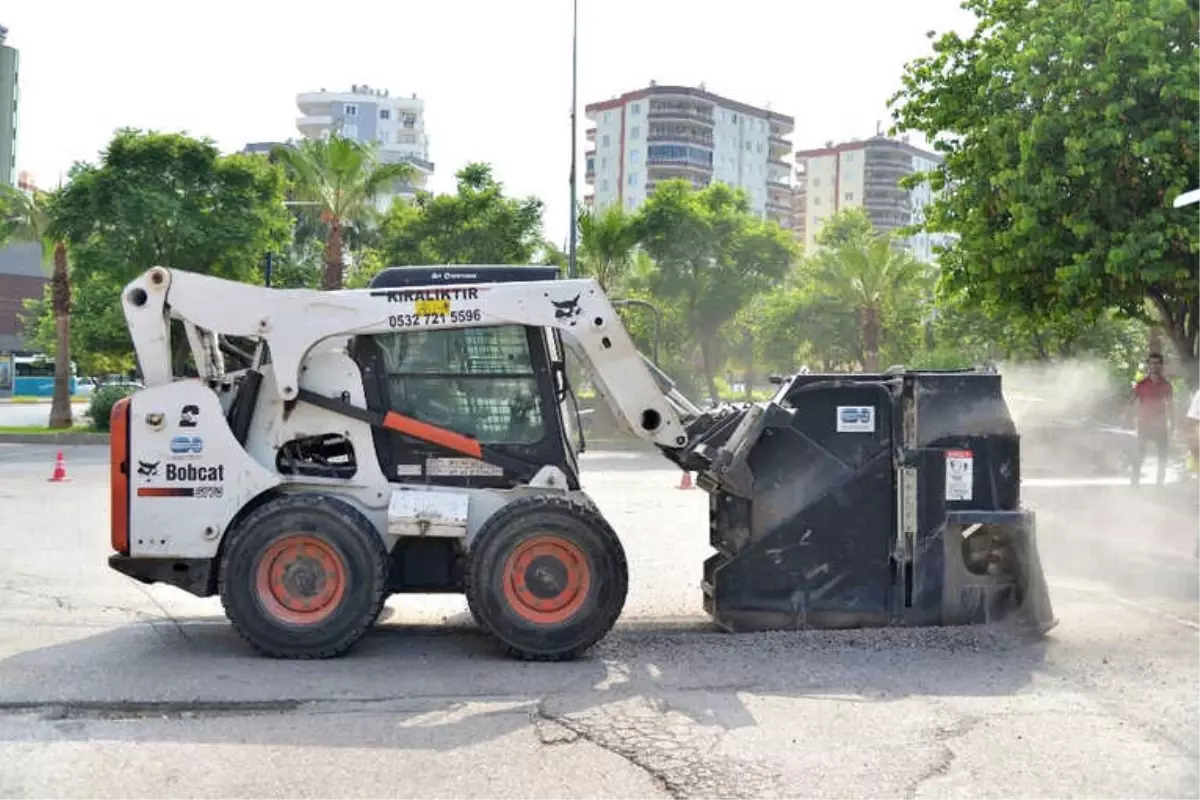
[350,265,583,491]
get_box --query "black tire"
[218,493,389,659]
[465,494,628,661]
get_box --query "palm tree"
[813,233,930,371]
[273,134,417,290]
[0,185,73,428]
[577,204,639,293]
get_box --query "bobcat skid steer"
[107,264,1056,660]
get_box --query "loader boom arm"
[121,266,694,450]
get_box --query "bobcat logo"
[137,460,160,479]
[551,294,582,326]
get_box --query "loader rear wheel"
[465,495,627,661]
[218,493,388,659]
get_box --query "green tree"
[577,203,639,293]
[809,226,932,371]
[0,185,74,427]
[273,133,416,290]
[380,163,545,266]
[889,0,1200,383]
[633,180,797,403]
[30,129,292,367]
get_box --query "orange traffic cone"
[47,450,71,483]
[677,471,694,490]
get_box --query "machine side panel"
[127,381,282,559]
[707,452,895,628]
[705,384,897,629]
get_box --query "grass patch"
[0,425,100,435]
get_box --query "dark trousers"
[1133,425,1169,485]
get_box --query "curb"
[0,433,109,445]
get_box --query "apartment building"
[295,84,434,209]
[0,25,19,187]
[584,83,794,228]
[792,134,951,261]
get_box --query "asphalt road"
[0,444,1196,798]
[0,401,91,428]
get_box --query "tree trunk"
[322,219,344,291]
[699,337,720,406]
[861,305,880,372]
[1148,290,1198,390]
[743,331,755,402]
[48,242,73,430]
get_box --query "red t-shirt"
[1133,377,1173,428]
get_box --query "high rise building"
[583,83,794,229]
[791,134,952,261]
[295,84,434,209]
[0,25,19,187]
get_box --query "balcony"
[296,115,333,135]
[647,103,714,125]
[379,151,435,173]
[647,126,714,148]
[586,127,596,143]
[647,143,713,171]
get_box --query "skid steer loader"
[107,264,1056,660]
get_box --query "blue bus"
[13,356,78,398]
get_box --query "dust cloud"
[995,358,1199,606]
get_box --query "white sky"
[5,0,975,248]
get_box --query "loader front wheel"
[218,493,388,659]
[465,495,627,661]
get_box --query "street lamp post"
[568,0,579,278]
[611,298,662,367]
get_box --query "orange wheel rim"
[501,535,591,624]
[254,534,347,625]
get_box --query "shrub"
[88,383,137,432]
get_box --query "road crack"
[904,714,982,799]
[534,695,782,799]
[0,699,303,721]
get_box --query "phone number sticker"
[389,309,483,328]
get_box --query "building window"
[600,179,610,191]
[813,197,821,206]
[342,123,359,139]
[344,104,358,116]
[812,178,821,187]
[379,131,390,144]
[630,149,640,164]
[630,125,640,139]
[601,157,608,170]
[631,103,641,115]
[380,108,391,120]
[602,134,611,148]
[844,191,854,201]
[628,172,639,187]
[604,111,611,123]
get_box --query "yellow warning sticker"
[414,299,451,316]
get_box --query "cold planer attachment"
[669,368,1056,633]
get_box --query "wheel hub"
[255,535,347,625]
[502,536,591,624]
[524,556,569,599]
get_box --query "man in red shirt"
[1130,352,1174,486]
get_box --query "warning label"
[945,449,974,501]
